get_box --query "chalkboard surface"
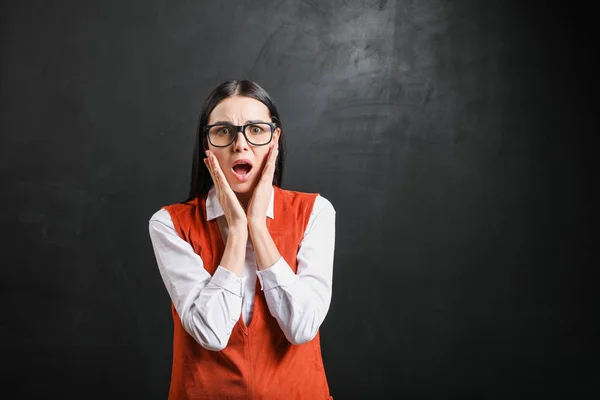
[1,0,597,398]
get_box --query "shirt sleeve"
[148,208,244,351]
[256,195,336,345]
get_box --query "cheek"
[255,150,270,167]
[212,152,229,170]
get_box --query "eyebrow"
[210,119,270,125]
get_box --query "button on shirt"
[148,186,336,350]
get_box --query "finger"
[267,144,278,169]
[204,156,211,174]
[209,153,226,187]
[206,152,223,190]
[208,152,235,195]
[204,156,213,180]
[204,154,216,182]
[258,149,278,186]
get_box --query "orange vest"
[163,186,332,400]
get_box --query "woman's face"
[206,95,280,195]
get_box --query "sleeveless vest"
[162,185,332,399]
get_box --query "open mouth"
[231,159,253,182]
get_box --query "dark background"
[1,0,598,398]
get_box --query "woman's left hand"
[247,138,279,227]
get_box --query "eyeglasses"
[204,122,276,147]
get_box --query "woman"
[148,79,336,399]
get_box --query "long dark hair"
[184,79,286,202]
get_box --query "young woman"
[148,79,336,399]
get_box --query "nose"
[232,127,249,152]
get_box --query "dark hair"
[184,79,286,202]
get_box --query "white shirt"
[148,186,336,351]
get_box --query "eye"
[217,127,231,135]
[249,125,264,134]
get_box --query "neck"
[235,191,251,210]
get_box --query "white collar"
[205,185,275,221]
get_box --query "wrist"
[228,223,248,237]
[248,218,267,232]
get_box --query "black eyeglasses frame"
[203,121,277,147]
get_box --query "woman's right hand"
[204,150,247,230]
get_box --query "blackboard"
[2,0,597,398]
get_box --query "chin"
[229,179,256,194]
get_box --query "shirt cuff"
[211,266,245,297]
[256,257,298,291]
